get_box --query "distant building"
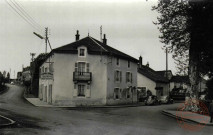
[137,56,170,98]
[170,75,190,92]
[38,31,138,106]
[22,66,31,86]
[17,72,22,82]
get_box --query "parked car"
[159,96,174,104]
[145,95,161,105]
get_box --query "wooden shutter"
[86,85,91,98]
[114,71,116,82]
[73,85,78,97]
[86,63,90,72]
[126,72,128,83]
[120,71,122,82]
[75,62,78,72]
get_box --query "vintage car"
[159,96,174,104]
[145,95,161,105]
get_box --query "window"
[126,72,133,83]
[114,70,122,82]
[127,89,131,98]
[79,49,85,56]
[128,61,130,68]
[78,85,85,97]
[78,62,86,74]
[42,66,44,73]
[45,67,48,73]
[116,58,119,66]
[114,88,120,99]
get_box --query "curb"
[162,110,213,126]
[0,115,16,127]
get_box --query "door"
[43,86,47,102]
[78,62,86,75]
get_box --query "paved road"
[0,84,212,135]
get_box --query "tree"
[152,0,213,98]
[6,72,10,83]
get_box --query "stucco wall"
[106,57,138,105]
[137,73,157,96]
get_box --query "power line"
[13,0,43,30]
[8,0,42,32]
[5,0,41,32]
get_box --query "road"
[0,84,211,135]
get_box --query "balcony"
[73,72,92,83]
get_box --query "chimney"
[75,30,80,41]
[103,34,107,44]
[139,56,142,68]
[146,62,149,67]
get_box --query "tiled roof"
[138,65,169,83]
[171,76,190,84]
[52,36,138,63]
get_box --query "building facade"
[39,31,138,106]
[137,57,170,98]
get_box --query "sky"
[0,0,176,79]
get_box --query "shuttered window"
[126,72,132,83]
[114,70,121,82]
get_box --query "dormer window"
[79,49,85,56]
[78,47,87,57]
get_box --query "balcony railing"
[73,72,92,82]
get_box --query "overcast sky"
[0,0,176,79]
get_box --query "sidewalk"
[0,115,15,127]
[162,110,213,126]
[25,97,144,108]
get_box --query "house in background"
[137,56,169,99]
[17,72,22,83]
[170,75,190,92]
[38,31,138,106]
[22,66,31,86]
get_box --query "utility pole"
[33,27,52,53]
[166,47,168,79]
[45,27,48,53]
[30,53,36,62]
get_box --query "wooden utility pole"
[30,53,36,62]
[33,27,52,53]
[166,47,168,79]
[45,27,48,53]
